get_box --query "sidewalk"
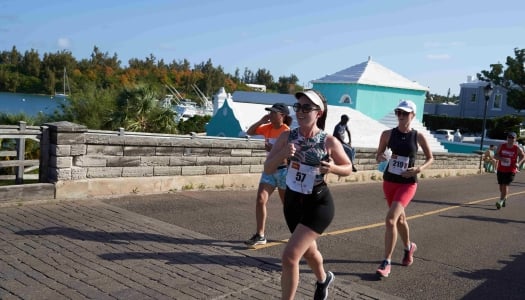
[0,199,401,300]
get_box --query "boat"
[54,67,71,97]
[163,84,213,121]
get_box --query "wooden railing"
[0,121,49,184]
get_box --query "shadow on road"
[458,252,525,300]
[440,215,525,225]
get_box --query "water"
[0,92,64,117]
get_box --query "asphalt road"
[104,171,525,300]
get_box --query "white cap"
[396,100,416,113]
[295,90,325,111]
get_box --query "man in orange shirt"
[245,103,292,247]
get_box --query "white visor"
[295,90,325,111]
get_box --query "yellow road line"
[250,190,525,250]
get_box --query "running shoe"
[244,233,266,246]
[314,271,334,300]
[402,242,417,266]
[502,199,506,207]
[376,260,391,278]
[496,200,503,210]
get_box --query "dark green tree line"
[478,47,525,112]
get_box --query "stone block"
[184,147,210,156]
[122,167,154,177]
[124,146,156,156]
[74,156,106,167]
[87,167,122,178]
[71,167,87,180]
[229,165,251,174]
[70,144,86,156]
[52,145,71,156]
[231,149,252,157]
[250,165,264,173]
[170,156,197,166]
[206,165,230,175]
[156,146,184,156]
[154,166,182,176]
[241,157,263,165]
[50,156,73,168]
[87,145,124,156]
[140,156,170,166]
[219,157,242,165]
[181,166,207,176]
[196,156,221,166]
[106,156,141,167]
[54,167,72,180]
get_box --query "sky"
[1,0,523,96]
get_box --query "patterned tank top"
[287,128,328,185]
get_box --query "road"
[104,172,525,300]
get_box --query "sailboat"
[54,67,71,98]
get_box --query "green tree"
[478,48,525,112]
[106,85,177,133]
[177,115,211,134]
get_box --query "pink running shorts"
[382,181,418,207]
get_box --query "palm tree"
[107,84,178,134]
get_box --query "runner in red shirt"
[494,131,525,209]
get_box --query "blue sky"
[1,0,523,96]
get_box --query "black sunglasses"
[507,136,516,139]
[293,103,320,113]
[395,109,410,116]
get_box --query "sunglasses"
[395,109,410,116]
[293,103,321,113]
[507,136,516,139]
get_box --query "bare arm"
[246,114,270,136]
[494,145,503,160]
[320,136,352,176]
[376,130,391,163]
[264,131,291,174]
[517,147,525,166]
[414,132,434,173]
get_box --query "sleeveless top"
[497,143,519,173]
[383,127,419,184]
[287,128,328,185]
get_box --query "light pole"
[479,82,494,172]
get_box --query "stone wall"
[40,121,483,200]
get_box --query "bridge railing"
[0,121,49,184]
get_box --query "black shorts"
[497,171,515,185]
[283,182,334,235]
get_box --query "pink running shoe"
[376,260,391,278]
[402,242,417,266]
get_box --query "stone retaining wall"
[36,121,483,200]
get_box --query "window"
[470,93,476,102]
[493,93,502,109]
[339,94,352,104]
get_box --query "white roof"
[312,57,428,91]
[229,101,389,149]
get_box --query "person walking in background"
[483,144,498,173]
[244,103,293,247]
[333,114,358,172]
[375,100,433,278]
[264,90,352,300]
[493,131,525,209]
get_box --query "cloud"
[57,38,71,49]
[426,54,450,60]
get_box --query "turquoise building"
[311,57,428,122]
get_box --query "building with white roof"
[206,88,446,152]
[312,57,428,123]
